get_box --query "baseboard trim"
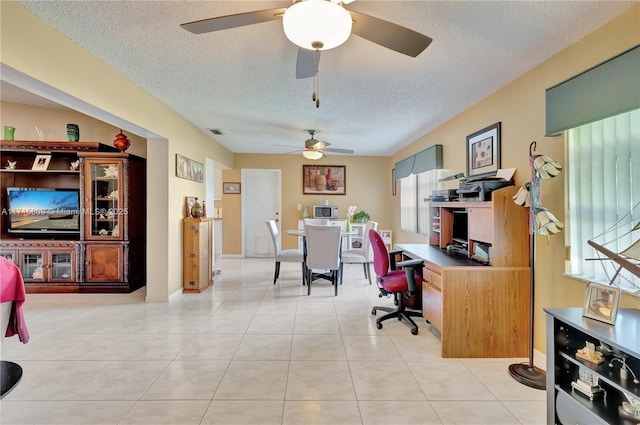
[168,287,183,302]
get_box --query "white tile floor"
[1,258,547,424]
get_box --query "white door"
[242,169,281,257]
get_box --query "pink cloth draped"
[0,257,29,343]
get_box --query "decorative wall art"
[223,182,241,194]
[176,154,204,183]
[303,165,346,195]
[466,122,501,178]
[583,282,621,325]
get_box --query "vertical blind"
[567,109,640,294]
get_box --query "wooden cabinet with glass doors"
[0,141,146,293]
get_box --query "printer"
[457,175,514,201]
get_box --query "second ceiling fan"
[277,130,355,159]
[181,0,433,79]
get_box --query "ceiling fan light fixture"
[302,149,324,160]
[283,0,352,51]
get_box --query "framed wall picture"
[582,282,621,325]
[466,122,501,178]
[175,153,204,183]
[303,165,346,195]
[223,182,241,194]
[32,154,51,170]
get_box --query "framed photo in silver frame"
[582,282,621,325]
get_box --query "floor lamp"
[508,141,563,390]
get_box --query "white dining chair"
[304,224,342,296]
[340,220,378,285]
[266,220,304,285]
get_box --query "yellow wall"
[389,4,640,351]
[222,154,391,255]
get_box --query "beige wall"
[222,154,391,255]
[1,1,234,301]
[389,4,640,351]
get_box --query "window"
[566,109,640,295]
[400,169,447,235]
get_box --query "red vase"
[325,167,334,190]
[113,131,131,152]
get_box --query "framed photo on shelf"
[582,282,621,325]
[32,154,51,170]
[466,122,501,178]
[223,182,241,194]
[185,196,196,218]
[303,165,346,195]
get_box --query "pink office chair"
[369,229,425,335]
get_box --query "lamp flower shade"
[532,154,563,180]
[535,207,564,236]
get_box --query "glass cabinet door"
[85,159,124,240]
[50,251,74,281]
[0,250,16,264]
[20,252,45,282]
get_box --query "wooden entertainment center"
[0,141,146,293]
[396,185,531,358]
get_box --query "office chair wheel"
[411,328,418,335]
[371,308,377,315]
[376,322,383,329]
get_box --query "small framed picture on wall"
[223,182,241,194]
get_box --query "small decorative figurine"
[103,165,118,178]
[32,267,43,279]
[70,160,80,170]
[108,190,118,199]
[6,160,16,169]
[98,229,109,236]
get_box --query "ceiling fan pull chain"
[315,72,320,108]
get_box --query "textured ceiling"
[8,1,635,157]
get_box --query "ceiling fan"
[277,130,355,159]
[181,0,433,79]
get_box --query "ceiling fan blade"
[322,147,354,154]
[296,49,321,79]
[348,10,433,57]
[313,141,331,149]
[181,7,286,34]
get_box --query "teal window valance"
[545,44,640,136]
[394,144,442,179]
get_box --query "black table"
[1,360,23,398]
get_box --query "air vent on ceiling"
[209,128,225,135]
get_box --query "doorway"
[242,169,282,257]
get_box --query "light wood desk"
[396,243,530,358]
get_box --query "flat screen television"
[5,187,80,234]
[451,210,468,245]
